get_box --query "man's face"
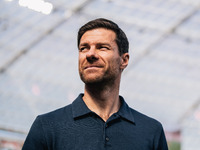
[78,28,123,85]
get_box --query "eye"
[98,45,110,50]
[100,46,108,49]
[79,46,87,52]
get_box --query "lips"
[84,65,102,70]
[83,63,104,70]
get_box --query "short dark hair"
[77,18,129,55]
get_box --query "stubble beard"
[79,60,121,87]
[80,70,114,86]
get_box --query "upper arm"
[154,124,168,150]
[22,116,47,150]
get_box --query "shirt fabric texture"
[22,94,168,150]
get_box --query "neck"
[83,80,121,122]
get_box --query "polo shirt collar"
[117,96,135,124]
[72,94,92,119]
[72,94,135,124]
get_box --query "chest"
[45,116,154,150]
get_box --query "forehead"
[80,28,116,43]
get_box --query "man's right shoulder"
[37,103,73,123]
[35,94,84,125]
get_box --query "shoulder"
[130,107,163,129]
[120,96,163,129]
[37,103,73,123]
[128,108,166,141]
[34,94,84,125]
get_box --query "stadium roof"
[0,0,200,145]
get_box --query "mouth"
[84,65,103,70]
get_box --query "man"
[22,18,168,150]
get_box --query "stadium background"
[0,0,200,149]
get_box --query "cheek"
[110,57,121,69]
[78,59,83,71]
[78,55,84,65]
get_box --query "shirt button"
[113,114,118,117]
[105,137,109,142]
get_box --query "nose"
[86,47,99,62]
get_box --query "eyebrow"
[97,43,111,46]
[79,42,111,47]
[79,43,88,47]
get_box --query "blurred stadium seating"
[0,0,200,149]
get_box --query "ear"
[120,53,129,71]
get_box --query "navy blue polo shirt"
[22,94,168,150]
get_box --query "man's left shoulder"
[130,107,163,129]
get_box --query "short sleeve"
[157,127,169,150]
[22,116,47,150]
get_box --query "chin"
[81,77,104,84]
[80,70,117,85]
[80,72,103,82]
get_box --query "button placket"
[105,123,108,128]
[104,114,120,146]
[104,123,110,145]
